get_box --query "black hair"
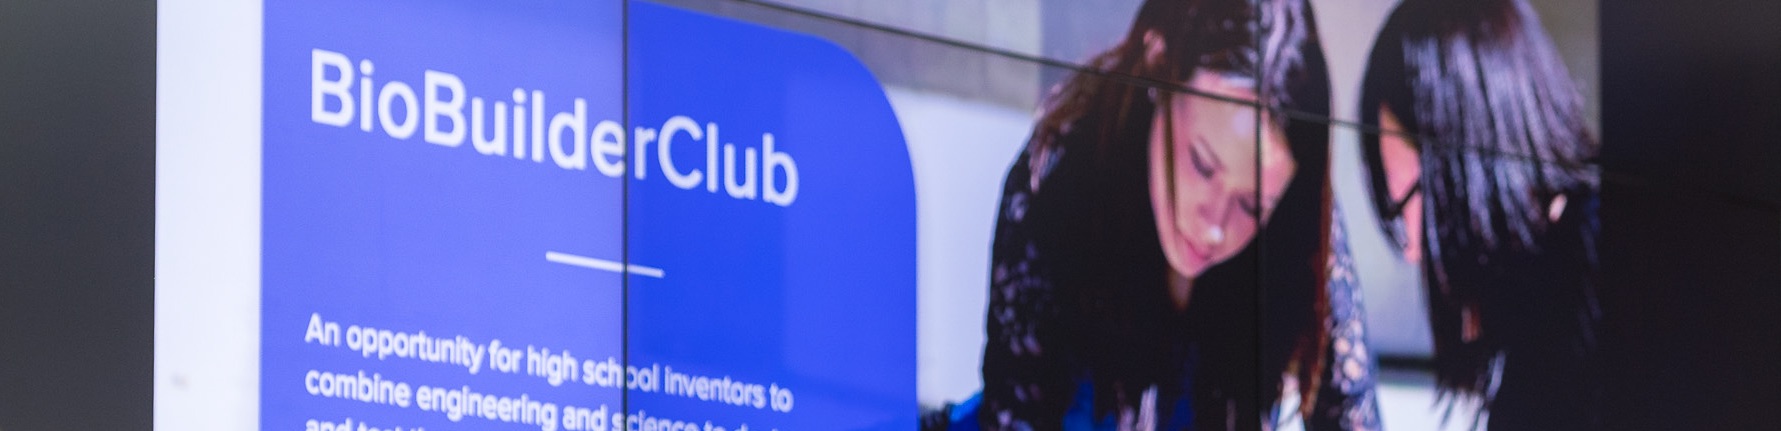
[980,0,1331,428]
[1357,0,1601,418]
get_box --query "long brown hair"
[1015,0,1333,427]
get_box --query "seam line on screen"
[1254,6,1268,425]
[621,0,633,421]
[720,0,1568,166]
[722,0,1255,106]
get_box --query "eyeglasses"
[1378,182,1422,253]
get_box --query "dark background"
[1597,0,1781,429]
[1,0,156,430]
[0,0,1775,429]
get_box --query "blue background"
[626,3,917,430]
[266,1,914,430]
[263,0,625,430]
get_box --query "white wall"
[155,1,263,430]
[887,86,1035,407]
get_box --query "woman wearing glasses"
[1358,0,1602,428]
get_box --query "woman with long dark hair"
[1358,0,1602,428]
[964,0,1333,429]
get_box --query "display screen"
[141,1,1778,431]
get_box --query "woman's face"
[1148,73,1296,280]
[1376,105,1424,265]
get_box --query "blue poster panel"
[265,1,915,430]
[263,1,626,431]
[626,3,917,430]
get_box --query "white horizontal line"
[544,251,665,278]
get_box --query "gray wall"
[1,1,156,430]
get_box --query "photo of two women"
[925,0,1603,430]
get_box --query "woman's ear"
[1547,194,1569,223]
[1142,30,1167,70]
